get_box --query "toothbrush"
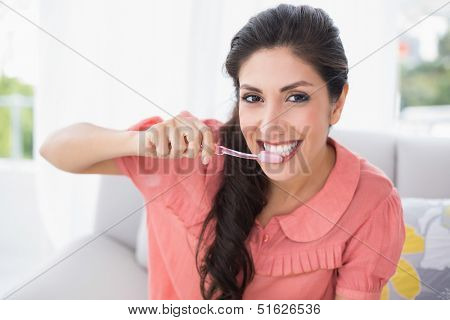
[214,144,283,163]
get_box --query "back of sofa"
[330,128,450,198]
[329,128,396,182]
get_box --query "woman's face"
[238,46,344,182]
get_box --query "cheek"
[239,108,257,125]
[297,106,329,133]
[239,109,259,137]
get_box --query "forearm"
[39,122,140,172]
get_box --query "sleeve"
[335,187,406,299]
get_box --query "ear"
[329,83,349,125]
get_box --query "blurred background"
[0,0,449,296]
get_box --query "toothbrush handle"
[215,145,258,160]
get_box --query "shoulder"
[333,143,402,238]
[330,138,399,227]
[353,157,397,214]
[359,157,394,191]
[343,157,404,252]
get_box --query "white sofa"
[5,128,450,299]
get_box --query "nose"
[259,104,289,140]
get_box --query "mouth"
[256,139,303,163]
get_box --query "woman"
[40,4,406,300]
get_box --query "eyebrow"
[239,80,314,93]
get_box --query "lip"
[257,139,300,146]
[281,140,303,162]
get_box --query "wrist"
[120,130,142,157]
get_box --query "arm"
[39,122,140,174]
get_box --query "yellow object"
[390,258,421,299]
[442,205,450,228]
[382,225,424,299]
[402,225,425,254]
[381,284,389,300]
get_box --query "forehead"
[238,47,323,89]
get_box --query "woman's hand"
[141,110,216,165]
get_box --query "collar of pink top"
[203,135,361,243]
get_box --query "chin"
[261,170,299,182]
[259,152,308,181]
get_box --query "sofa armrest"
[4,235,147,300]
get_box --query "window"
[0,75,34,159]
[397,2,450,137]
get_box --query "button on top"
[263,234,270,242]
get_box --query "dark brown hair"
[195,3,348,299]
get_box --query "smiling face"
[238,46,346,183]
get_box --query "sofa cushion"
[5,235,147,299]
[381,197,450,300]
[135,213,149,269]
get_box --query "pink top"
[114,116,406,300]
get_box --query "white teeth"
[263,141,299,156]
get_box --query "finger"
[190,119,215,164]
[181,126,201,158]
[143,129,157,157]
[173,117,200,158]
[154,124,170,157]
[168,126,188,158]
